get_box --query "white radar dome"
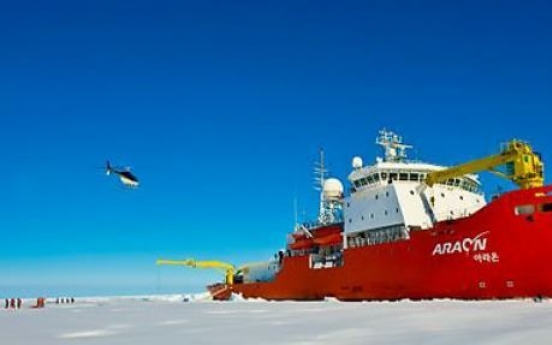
[323,178,344,200]
[352,156,363,169]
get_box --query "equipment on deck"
[425,140,544,189]
[156,259,235,285]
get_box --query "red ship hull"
[228,186,552,301]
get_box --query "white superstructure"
[342,130,486,244]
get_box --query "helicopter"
[106,161,139,187]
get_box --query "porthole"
[441,193,445,198]
[515,204,535,216]
[540,203,552,212]
[459,196,464,201]
[410,190,415,195]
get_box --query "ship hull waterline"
[225,186,552,301]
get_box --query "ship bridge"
[349,161,481,195]
[343,130,486,247]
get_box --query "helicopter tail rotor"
[106,161,112,175]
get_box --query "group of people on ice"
[4,298,22,309]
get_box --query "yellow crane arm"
[156,258,235,284]
[425,140,544,190]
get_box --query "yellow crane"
[425,139,544,190]
[156,258,236,285]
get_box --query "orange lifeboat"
[289,225,342,249]
[313,232,342,246]
[289,237,314,250]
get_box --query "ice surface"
[1,295,551,345]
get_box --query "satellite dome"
[352,156,363,169]
[323,178,344,200]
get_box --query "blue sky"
[1,1,551,297]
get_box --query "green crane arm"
[425,140,544,190]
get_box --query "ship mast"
[313,148,343,225]
[317,148,327,221]
[376,129,412,162]
[314,148,327,223]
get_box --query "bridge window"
[389,172,398,181]
[381,172,388,180]
[399,173,408,181]
[410,173,419,181]
[373,173,380,182]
